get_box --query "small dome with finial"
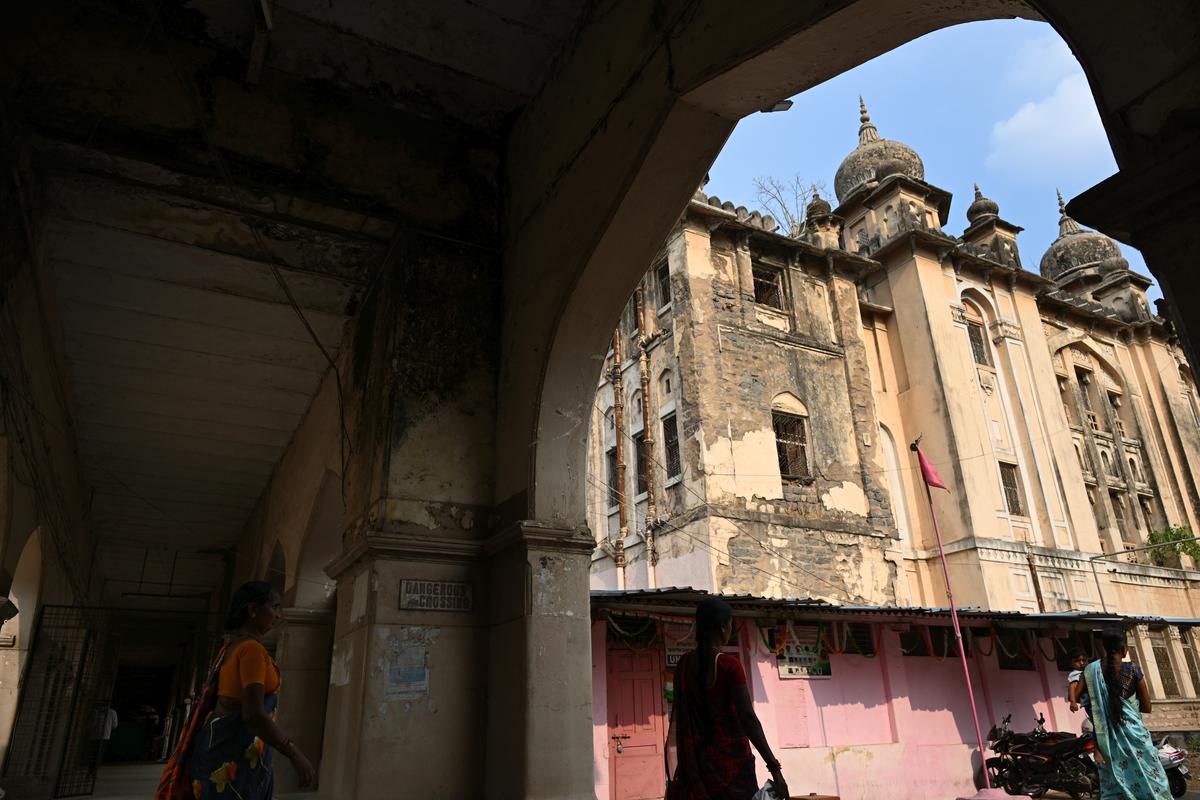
[966,183,1000,224]
[833,97,925,204]
[806,185,832,218]
[1039,189,1127,284]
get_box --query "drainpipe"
[1026,550,1047,612]
[611,330,628,590]
[636,284,659,586]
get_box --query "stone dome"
[806,187,832,218]
[833,97,925,204]
[1039,190,1128,284]
[966,183,999,224]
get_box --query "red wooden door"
[608,646,668,800]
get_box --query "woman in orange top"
[157,581,315,799]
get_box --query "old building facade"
[588,101,1200,706]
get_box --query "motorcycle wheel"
[975,757,1009,791]
[1167,768,1187,799]
[1067,754,1100,800]
[1003,766,1046,798]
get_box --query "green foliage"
[1146,526,1200,565]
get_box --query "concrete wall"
[595,618,1094,800]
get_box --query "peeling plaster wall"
[588,217,899,604]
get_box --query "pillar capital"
[484,519,596,558]
[281,606,334,627]
[326,529,485,578]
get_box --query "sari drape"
[156,642,279,800]
[1084,659,1170,800]
[668,651,757,800]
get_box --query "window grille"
[1149,629,1181,698]
[1179,629,1200,696]
[752,264,784,309]
[633,432,648,495]
[656,261,672,308]
[967,321,991,367]
[773,412,809,480]
[1115,417,1127,438]
[662,413,681,479]
[605,448,619,507]
[999,463,1023,515]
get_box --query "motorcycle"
[980,713,1099,799]
[1159,736,1190,798]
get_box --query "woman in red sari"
[667,597,789,800]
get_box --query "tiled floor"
[88,762,315,799]
[90,763,162,799]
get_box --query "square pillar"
[484,521,596,800]
[319,531,487,800]
[273,607,334,792]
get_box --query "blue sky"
[707,19,1159,302]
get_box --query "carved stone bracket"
[990,318,1022,344]
[950,304,968,325]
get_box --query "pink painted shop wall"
[593,623,1079,800]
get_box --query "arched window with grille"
[771,392,810,482]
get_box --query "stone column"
[1166,627,1196,698]
[1133,624,1166,698]
[319,530,488,800]
[273,607,334,793]
[484,521,596,800]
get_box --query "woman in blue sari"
[1083,629,1170,800]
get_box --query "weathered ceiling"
[38,139,389,608]
[108,0,592,132]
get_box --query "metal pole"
[921,478,991,789]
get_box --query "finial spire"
[857,96,880,145]
[974,183,982,199]
[1056,188,1081,236]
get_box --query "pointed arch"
[771,391,808,417]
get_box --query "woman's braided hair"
[690,597,733,736]
[1100,628,1127,727]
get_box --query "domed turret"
[1039,190,1127,287]
[966,183,1000,225]
[833,97,925,204]
[806,186,832,218]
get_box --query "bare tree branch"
[753,174,827,238]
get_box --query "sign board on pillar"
[400,579,473,612]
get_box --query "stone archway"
[275,470,342,793]
[495,2,1197,795]
[0,529,42,765]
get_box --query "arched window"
[771,392,809,481]
[629,390,643,429]
[1128,457,1140,481]
[880,425,911,544]
[963,303,992,367]
[658,369,674,399]
[1101,450,1114,477]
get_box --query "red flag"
[916,445,948,490]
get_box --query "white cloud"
[1002,34,1078,91]
[985,72,1114,180]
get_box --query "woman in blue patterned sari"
[1083,629,1170,800]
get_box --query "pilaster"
[274,607,334,792]
[485,520,596,800]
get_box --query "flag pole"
[911,437,992,792]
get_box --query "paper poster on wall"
[776,624,831,679]
[385,643,429,699]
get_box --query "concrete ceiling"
[37,139,390,608]
[132,0,592,132]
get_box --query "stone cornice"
[282,606,335,626]
[484,520,596,557]
[326,530,486,577]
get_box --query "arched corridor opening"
[1,1,1197,798]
